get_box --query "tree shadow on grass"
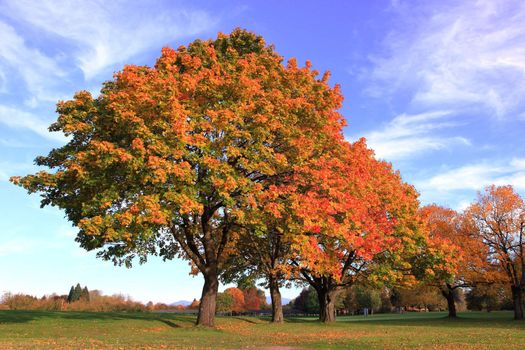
[2,310,523,331]
[279,312,525,330]
[282,317,322,324]
[0,310,195,328]
[335,312,525,329]
[231,316,264,324]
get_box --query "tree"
[396,285,447,311]
[71,283,82,303]
[242,286,267,311]
[290,139,433,322]
[466,284,501,311]
[292,287,319,314]
[11,29,345,327]
[215,292,233,313]
[221,215,294,322]
[353,285,382,313]
[418,204,491,317]
[81,286,90,302]
[67,286,75,303]
[187,299,200,310]
[224,287,245,313]
[465,185,525,320]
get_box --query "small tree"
[67,286,75,303]
[187,299,200,310]
[81,286,90,302]
[215,293,234,314]
[465,185,525,320]
[290,139,436,322]
[224,287,245,313]
[466,284,504,311]
[292,287,319,314]
[353,285,382,313]
[418,204,492,317]
[241,286,266,311]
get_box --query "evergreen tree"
[72,283,82,302]
[67,286,75,303]
[81,286,90,301]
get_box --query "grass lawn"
[0,310,524,349]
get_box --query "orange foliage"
[224,288,245,313]
[242,287,266,311]
[419,204,492,286]
[464,185,525,307]
[288,138,425,288]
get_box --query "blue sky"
[1,0,525,303]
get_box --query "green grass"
[0,310,524,349]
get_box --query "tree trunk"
[441,288,457,318]
[317,289,337,323]
[511,286,524,320]
[269,275,284,323]
[196,271,219,327]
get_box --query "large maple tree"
[11,29,345,326]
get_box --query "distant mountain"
[265,296,291,305]
[170,300,192,306]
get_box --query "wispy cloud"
[1,0,217,79]
[0,105,67,143]
[417,157,525,193]
[0,21,66,102]
[0,160,40,182]
[368,0,525,118]
[361,111,470,160]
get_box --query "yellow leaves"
[99,201,112,209]
[9,176,20,185]
[116,149,132,162]
[212,175,238,194]
[138,195,168,225]
[116,211,133,226]
[147,155,163,168]
[78,216,103,236]
[202,156,221,169]
[164,191,201,215]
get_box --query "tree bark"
[196,270,219,327]
[269,275,284,323]
[317,289,337,323]
[441,287,457,318]
[511,285,524,320]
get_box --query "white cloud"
[368,0,525,118]
[0,0,217,79]
[0,21,66,102]
[417,158,525,193]
[361,110,470,160]
[0,105,67,143]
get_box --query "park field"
[0,311,524,349]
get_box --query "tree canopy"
[11,28,346,326]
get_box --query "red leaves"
[288,138,424,285]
